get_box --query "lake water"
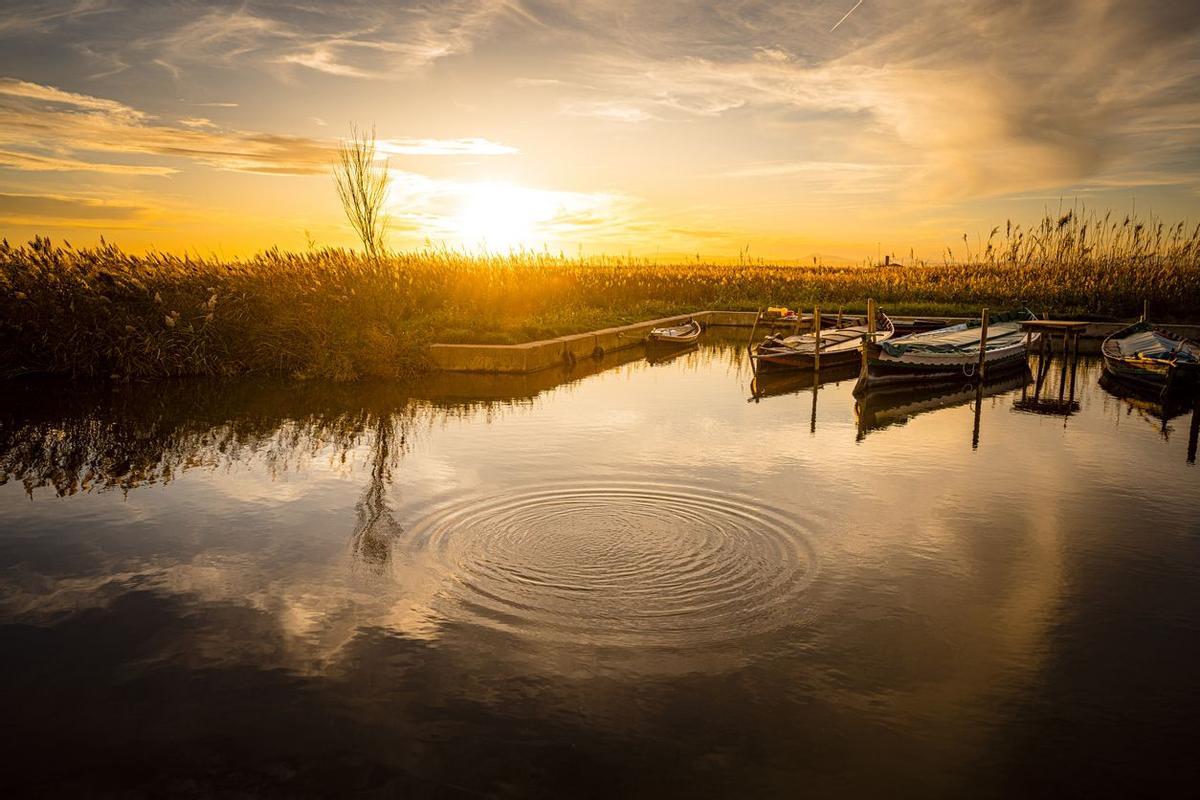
[2,336,1198,797]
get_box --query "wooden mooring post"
[861,298,876,376]
[813,306,822,372]
[977,308,990,380]
[746,309,762,357]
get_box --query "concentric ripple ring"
[402,482,817,648]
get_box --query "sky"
[1,0,1198,260]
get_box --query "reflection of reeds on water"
[0,340,750,497]
[0,378,438,496]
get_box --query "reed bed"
[3,210,1198,380]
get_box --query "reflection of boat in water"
[855,368,1032,442]
[748,362,859,401]
[856,309,1039,393]
[647,318,702,345]
[1101,320,1200,392]
[646,343,699,365]
[1100,372,1200,464]
[751,310,893,372]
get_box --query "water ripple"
[403,482,817,647]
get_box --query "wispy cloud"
[0,78,518,177]
[0,0,117,36]
[379,138,518,156]
[0,76,139,116]
[0,191,149,227]
[535,0,1200,199]
[7,1,520,84]
[560,101,654,123]
[0,149,175,176]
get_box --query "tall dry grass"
[3,209,1198,380]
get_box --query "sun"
[448,182,559,250]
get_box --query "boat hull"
[854,336,1034,394]
[752,346,862,371]
[1101,352,1178,389]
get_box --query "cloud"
[379,138,518,156]
[526,0,1200,198]
[0,191,149,226]
[4,1,520,84]
[0,77,518,177]
[0,76,138,116]
[560,101,654,123]
[0,0,117,36]
[0,149,176,176]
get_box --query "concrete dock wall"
[427,311,1200,374]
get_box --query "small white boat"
[647,319,702,345]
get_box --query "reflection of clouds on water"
[3,346,1199,795]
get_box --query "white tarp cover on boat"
[1117,330,1197,361]
[882,320,1025,356]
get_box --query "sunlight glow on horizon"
[0,1,1198,259]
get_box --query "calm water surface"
[2,337,1198,797]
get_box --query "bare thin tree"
[334,124,390,259]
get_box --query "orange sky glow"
[1,1,1199,260]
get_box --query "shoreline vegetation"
[3,210,1199,381]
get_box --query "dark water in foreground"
[1,338,1198,798]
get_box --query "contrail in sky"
[830,0,864,32]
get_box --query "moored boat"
[854,309,1039,394]
[752,310,894,371]
[647,318,702,346]
[1100,320,1199,391]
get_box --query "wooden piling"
[1068,332,1080,399]
[977,308,990,380]
[813,306,822,372]
[861,298,876,376]
[1142,299,1149,322]
[747,309,761,357]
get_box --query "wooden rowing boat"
[1101,320,1200,391]
[854,309,1039,394]
[751,310,894,371]
[647,318,702,345]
